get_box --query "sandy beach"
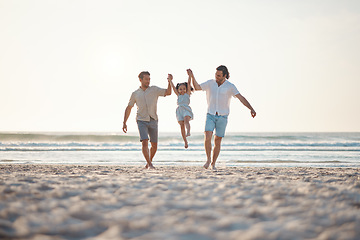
[0,165,359,240]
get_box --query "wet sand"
[1,164,360,239]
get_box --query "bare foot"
[186,132,191,137]
[148,165,155,170]
[184,140,188,149]
[211,164,217,170]
[203,160,211,169]
[144,164,148,169]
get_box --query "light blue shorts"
[205,113,228,138]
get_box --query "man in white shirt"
[189,65,256,169]
[123,71,172,169]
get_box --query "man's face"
[215,70,225,84]
[140,75,150,88]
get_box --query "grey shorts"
[137,118,158,142]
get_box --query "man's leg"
[210,115,228,169]
[204,114,216,169]
[137,120,154,169]
[150,142,158,163]
[204,131,213,169]
[145,118,158,169]
[142,139,154,169]
[211,135,223,169]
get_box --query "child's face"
[178,85,187,95]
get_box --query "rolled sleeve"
[128,92,136,107]
[155,86,167,97]
[231,84,240,97]
[200,80,211,91]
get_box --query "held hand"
[186,69,193,77]
[251,110,256,118]
[122,123,127,133]
[167,74,173,82]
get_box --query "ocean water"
[0,132,359,167]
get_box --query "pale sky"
[1,0,359,133]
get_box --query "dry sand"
[0,164,360,240]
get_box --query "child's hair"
[175,82,194,92]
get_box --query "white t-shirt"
[200,79,240,116]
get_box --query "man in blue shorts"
[189,66,256,169]
[123,71,172,169]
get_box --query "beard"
[142,82,150,88]
[216,78,225,85]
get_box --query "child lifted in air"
[168,70,194,148]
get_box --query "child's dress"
[176,93,194,121]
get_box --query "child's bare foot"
[203,160,211,169]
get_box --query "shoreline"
[1,164,360,239]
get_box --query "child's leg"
[184,116,191,136]
[178,121,188,148]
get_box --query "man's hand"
[251,110,256,118]
[122,122,127,133]
[187,69,193,77]
[188,68,202,91]
[167,74,173,82]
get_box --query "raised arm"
[164,74,172,96]
[122,105,133,133]
[187,69,201,91]
[235,93,256,118]
[168,74,179,96]
[186,75,192,95]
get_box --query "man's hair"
[216,65,230,79]
[138,71,150,80]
